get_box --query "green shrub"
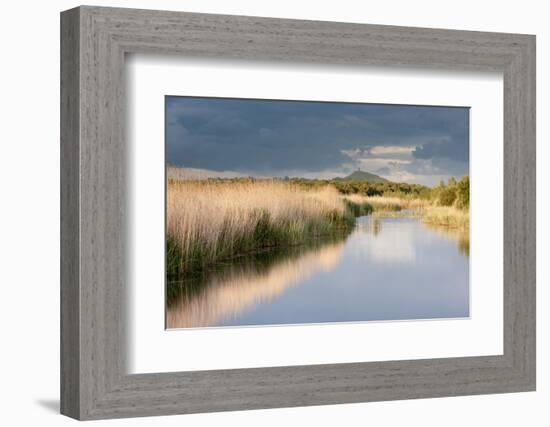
[455,176,470,209]
[438,186,457,206]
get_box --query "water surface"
[166,216,469,328]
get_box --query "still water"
[166,216,469,329]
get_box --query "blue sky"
[166,96,469,186]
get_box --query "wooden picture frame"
[60,5,536,420]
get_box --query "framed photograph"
[60,6,536,420]
[164,97,471,330]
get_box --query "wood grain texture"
[60,7,80,419]
[60,5,536,420]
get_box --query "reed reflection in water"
[167,216,469,329]
[424,223,470,257]
[167,239,345,329]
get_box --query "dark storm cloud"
[166,96,469,185]
[412,136,469,163]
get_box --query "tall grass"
[422,206,469,230]
[342,194,373,216]
[344,195,428,212]
[345,194,469,229]
[167,180,356,276]
[167,178,469,277]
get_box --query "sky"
[166,96,469,186]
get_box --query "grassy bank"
[304,175,470,229]
[343,194,469,229]
[347,195,429,212]
[422,206,469,229]
[167,180,370,277]
[167,176,470,277]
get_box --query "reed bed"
[345,194,469,231]
[167,180,355,276]
[167,179,469,276]
[422,206,470,230]
[344,195,429,211]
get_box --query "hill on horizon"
[167,166,390,183]
[333,170,389,183]
[167,166,254,180]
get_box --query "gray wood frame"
[60,5,536,420]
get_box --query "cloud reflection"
[346,217,416,264]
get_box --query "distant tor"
[333,170,389,183]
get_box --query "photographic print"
[165,96,470,329]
